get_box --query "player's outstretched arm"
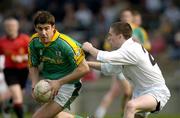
[82,42,100,58]
[87,61,101,70]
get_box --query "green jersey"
[28,31,85,83]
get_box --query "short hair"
[120,8,133,16]
[3,16,18,23]
[110,22,132,39]
[33,11,55,26]
[132,10,141,16]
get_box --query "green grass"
[1,113,180,118]
[149,114,180,118]
[104,114,180,118]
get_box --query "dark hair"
[110,22,132,39]
[33,11,55,26]
[132,10,141,16]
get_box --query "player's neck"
[7,33,18,39]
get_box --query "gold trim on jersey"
[31,33,39,40]
[28,47,32,67]
[59,33,85,65]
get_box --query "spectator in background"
[75,1,93,28]
[0,17,30,118]
[132,10,151,51]
[62,3,80,33]
[120,8,151,51]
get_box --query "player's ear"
[34,25,38,32]
[52,24,55,29]
[118,34,123,39]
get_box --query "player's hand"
[31,87,42,103]
[11,55,24,63]
[45,79,61,100]
[82,42,93,52]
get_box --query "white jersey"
[0,55,8,93]
[0,55,5,70]
[98,38,167,90]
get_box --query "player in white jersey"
[82,22,170,118]
[0,55,11,118]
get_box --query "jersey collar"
[42,30,60,47]
[120,37,133,49]
[51,30,60,42]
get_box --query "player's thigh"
[128,94,157,112]
[9,84,23,103]
[33,101,63,118]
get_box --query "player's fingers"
[50,89,55,100]
[53,89,57,98]
[55,90,58,95]
[44,79,51,83]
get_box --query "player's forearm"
[87,61,101,70]
[58,59,90,85]
[29,67,40,88]
[22,54,28,61]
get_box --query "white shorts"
[0,73,8,93]
[54,82,82,109]
[132,84,170,117]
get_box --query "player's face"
[35,24,55,43]
[120,11,133,23]
[133,15,142,26]
[107,28,124,49]
[4,19,19,37]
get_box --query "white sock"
[94,106,107,118]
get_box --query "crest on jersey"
[55,51,62,57]
[40,49,43,56]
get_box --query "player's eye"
[44,27,50,31]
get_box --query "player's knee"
[124,90,132,98]
[125,101,136,113]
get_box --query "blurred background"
[0,0,179,118]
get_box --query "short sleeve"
[28,40,40,67]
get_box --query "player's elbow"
[78,59,90,74]
[81,64,90,75]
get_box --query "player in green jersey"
[28,11,89,118]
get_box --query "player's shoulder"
[31,33,39,40]
[29,33,40,46]
[59,33,74,42]
[59,33,80,46]
[121,38,141,55]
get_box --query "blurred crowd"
[0,0,179,60]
